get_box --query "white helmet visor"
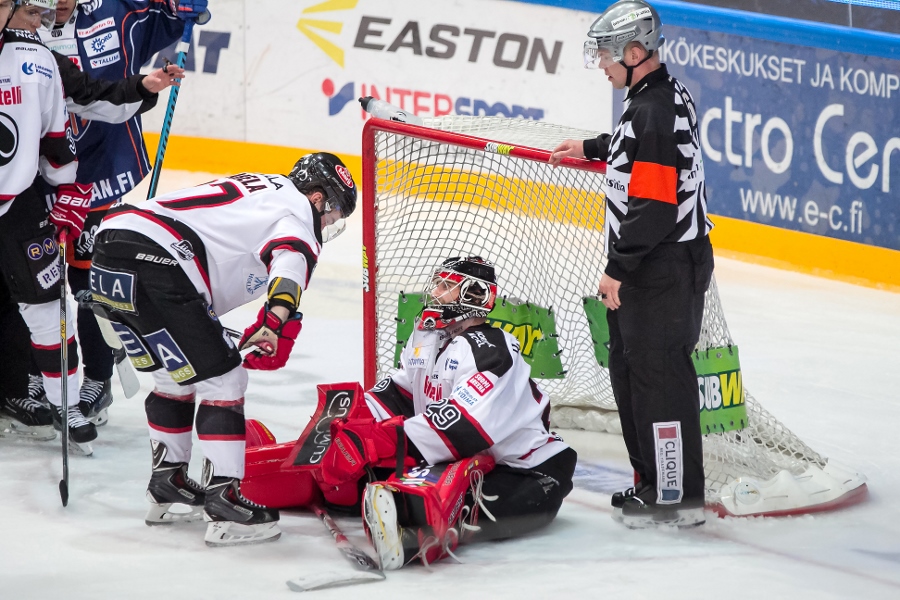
[583,39,621,70]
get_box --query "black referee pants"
[607,237,713,506]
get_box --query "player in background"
[0,0,95,449]
[89,153,357,546]
[1,0,184,437]
[550,0,715,529]
[30,0,208,427]
[318,256,577,569]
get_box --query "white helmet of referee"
[583,0,664,70]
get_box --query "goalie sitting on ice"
[321,256,577,569]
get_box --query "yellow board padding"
[710,215,900,292]
[144,134,900,291]
[142,132,363,190]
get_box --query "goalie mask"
[583,0,664,84]
[420,256,498,330]
[288,152,357,242]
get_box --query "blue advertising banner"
[612,25,900,250]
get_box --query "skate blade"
[621,508,706,530]
[364,485,404,570]
[0,419,57,442]
[68,438,94,457]
[204,520,281,547]
[145,502,205,526]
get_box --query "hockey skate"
[363,484,419,570]
[51,404,97,456]
[202,460,281,547]
[617,496,706,529]
[145,441,205,526]
[28,374,49,407]
[0,397,56,441]
[79,378,113,427]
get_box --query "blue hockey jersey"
[39,0,186,208]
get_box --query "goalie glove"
[239,306,302,371]
[320,416,410,486]
[49,183,92,244]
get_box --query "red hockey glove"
[320,416,406,486]
[49,183,92,244]
[239,306,302,371]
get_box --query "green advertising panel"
[581,297,747,434]
[694,346,747,434]
[394,294,564,379]
[582,296,610,368]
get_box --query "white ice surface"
[2,171,899,599]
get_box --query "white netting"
[365,116,863,512]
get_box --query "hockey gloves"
[49,183,93,244]
[239,306,302,371]
[172,0,211,24]
[321,416,408,486]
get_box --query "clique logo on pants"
[654,421,684,504]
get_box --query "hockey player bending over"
[89,153,357,546]
[320,257,577,569]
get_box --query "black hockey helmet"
[420,256,498,330]
[288,152,357,219]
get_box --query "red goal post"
[360,115,867,517]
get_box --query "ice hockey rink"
[3,169,899,599]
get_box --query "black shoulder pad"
[460,326,513,377]
[6,28,43,45]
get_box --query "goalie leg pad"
[366,454,495,568]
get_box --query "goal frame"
[361,118,607,390]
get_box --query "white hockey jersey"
[366,322,569,470]
[97,173,321,315]
[0,29,77,217]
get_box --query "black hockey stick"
[58,240,69,507]
[286,504,385,592]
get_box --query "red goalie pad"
[376,454,495,566]
[241,382,375,509]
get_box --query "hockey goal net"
[361,116,867,517]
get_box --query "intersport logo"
[323,78,545,121]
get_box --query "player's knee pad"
[18,301,73,346]
[194,366,248,402]
[371,454,495,567]
[151,370,196,398]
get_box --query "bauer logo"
[90,265,136,313]
[143,329,196,383]
[654,422,683,504]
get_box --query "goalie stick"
[286,504,385,592]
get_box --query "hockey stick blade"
[112,346,141,399]
[59,479,68,507]
[286,570,384,593]
[286,505,384,593]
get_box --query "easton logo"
[467,373,493,396]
